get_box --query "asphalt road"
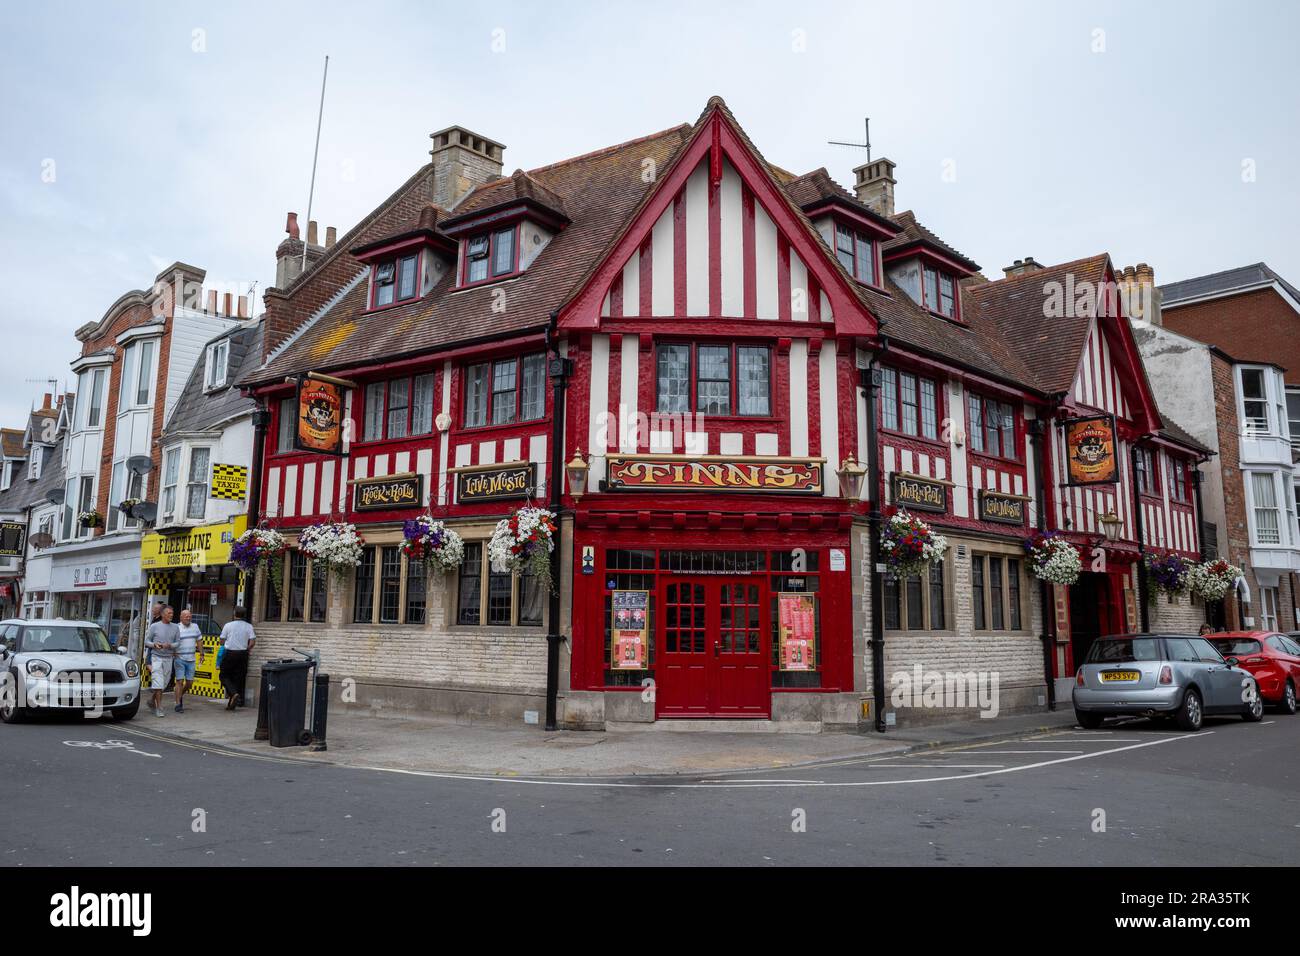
[2,710,1297,866]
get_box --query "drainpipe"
[543,311,569,732]
[1029,417,1056,711]
[244,402,271,614]
[1129,441,1150,634]
[862,336,889,732]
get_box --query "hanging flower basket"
[230,526,289,596]
[488,506,558,594]
[1024,530,1081,586]
[880,510,948,580]
[78,510,103,529]
[298,520,366,581]
[117,497,143,515]
[1145,551,1191,597]
[401,515,465,573]
[1188,558,1242,603]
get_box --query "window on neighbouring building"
[76,475,94,538]
[186,448,210,520]
[456,541,543,628]
[834,225,878,285]
[372,253,421,309]
[85,368,106,428]
[966,393,1016,458]
[462,354,546,428]
[972,553,1025,631]
[654,343,773,418]
[27,446,41,481]
[1252,472,1282,545]
[1135,446,1158,496]
[362,373,437,442]
[883,561,947,631]
[161,449,179,521]
[205,339,229,390]
[922,265,959,320]
[1260,586,1280,632]
[463,227,518,284]
[277,398,296,452]
[879,367,939,440]
[134,340,155,407]
[1240,368,1270,435]
[1168,457,1191,503]
[1288,389,1300,447]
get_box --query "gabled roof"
[442,168,570,227]
[1161,261,1300,311]
[0,429,25,459]
[166,321,263,435]
[883,211,981,272]
[784,168,902,234]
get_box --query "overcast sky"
[1,0,1297,425]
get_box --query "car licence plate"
[1101,670,1141,682]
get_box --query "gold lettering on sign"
[353,476,422,511]
[891,474,947,513]
[606,456,823,494]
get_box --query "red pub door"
[656,577,770,718]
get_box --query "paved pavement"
[3,705,1296,866]
[107,696,1081,776]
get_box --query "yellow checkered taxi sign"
[210,463,248,501]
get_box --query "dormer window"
[463,227,518,285]
[205,339,229,390]
[922,266,959,320]
[835,225,878,286]
[371,253,421,309]
[28,446,41,481]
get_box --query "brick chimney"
[1115,262,1161,326]
[275,211,326,288]
[852,158,897,218]
[1002,256,1045,279]
[429,126,505,210]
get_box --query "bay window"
[1287,389,1300,446]
[161,449,179,522]
[966,393,1016,459]
[880,367,939,440]
[1251,472,1282,545]
[362,372,437,442]
[186,448,210,520]
[463,226,517,285]
[371,253,421,309]
[83,368,106,428]
[834,225,877,285]
[1240,368,1270,435]
[462,353,545,428]
[655,343,772,417]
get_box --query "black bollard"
[253,668,270,741]
[309,673,329,752]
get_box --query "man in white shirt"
[218,606,256,711]
[173,608,205,713]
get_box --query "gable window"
[966,393,1016,459]
[655,343,772,417]
[1135,446,1158,496]
[161,449,180,522]
[362,373,436,442]
[834,225,877,285]
[371,253,421,309]
[205,340,229,389]
[462,354,545,428]
[922,266,959,320]
[879,367,939,440]
[463,227,518,285]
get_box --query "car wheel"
[0,671,26,724]
[1075,709,1105,729]
[111,699,140,721]
[1175,688,1203,731]
[1242,683,1265,722]
[1281,680,1297,716]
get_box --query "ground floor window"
[1259,586,1280,631]
[883,562,947,631]
[971,553,1025,631]
[456,542,542,628]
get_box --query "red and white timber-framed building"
[237,97,1209,729]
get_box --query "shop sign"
[979,490,1028,526]
[610,589,649,670]
[0,521,24,556]
[352,473,423,512]
[454,461,534,503]
[210,463,249,501]
[1063,414,1117,486]
[581,546,595,575]
[140,515,248,570]
[777,593,817,671]
[891,473,948,513]
[295,377,344,455]
[605,455,823,495]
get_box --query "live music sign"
[605,455,824,495]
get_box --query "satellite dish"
[134,501,158,522]
[28,532,54,550]
[127,455,154,475]
[46,488,64,504]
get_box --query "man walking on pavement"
[144,606,179,718]
[218,606,256,710]
[173,608,205,713]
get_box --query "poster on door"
[777,593,817,671]
[611,589,649,670]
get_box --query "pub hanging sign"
[605,455,824,495]
[891,473,948,513]
[351,473,423,512]
[1063,414,1117,486]
[295,376,344,455]
[455,461,535,503]
[979,490,1029,526]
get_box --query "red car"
[1208,631,1300,714]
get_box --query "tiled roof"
[1160,261,1300,310]
[0,433,65,514]
[783,168,902,234]
[1157,413,1213,456]
[245,123,694,386]
[445,168,570,224]
[1,429,24,459]
[166,321,263,435]
[884,210,981,272]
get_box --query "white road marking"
[964,749,1084,755]
[867,764,1004,769]
[63,739,161,758]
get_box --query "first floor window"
[655,343,772,417]
[186,448,210,520]
[462,353,545,428]
[161,449,180,521]
[1135,446,1156,496]
[364,374,437,442]
[880,366,939,440]
[457,541,543,628]
[967,393,1016,458]
[1252,472,1282,544]
[973,553,1025,631]
[278,397,296,452]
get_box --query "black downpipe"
[245,403,271,616]
[1129,442,1150,634]
[1029,418,1056,711]
[543,312,567,732]
[864,338,888,733]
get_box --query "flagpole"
[301,55,329,272]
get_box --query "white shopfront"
[50,540,145,647]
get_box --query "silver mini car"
[1073,633,1263,731]
[0,619,142,723]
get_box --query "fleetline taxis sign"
[141,515,248,570]
[295,377,344,455]
[605,455,824,495]
[1063,414,1118,486]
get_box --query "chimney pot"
[238,295,250,318]
[851,157,897,218]
[223,292,233,316]
[1003,257,1045,279]
[43,392,52,410]
[206,289,218,313]
[326,225,337,248]
[429,125,507,209]
[285,212,300,240]
[307,220,319,246]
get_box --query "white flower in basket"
[1025,531,1081,586]
[298,520,366,580]
[401,515,465,573]
[1187,559,1242,603]
[488,506,558,593]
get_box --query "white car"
[0,619,142,723]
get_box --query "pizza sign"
[1063,414,1117,486]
